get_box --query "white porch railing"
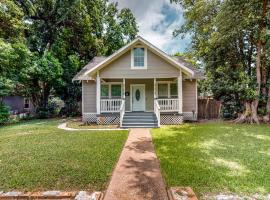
[158,98,179,112]
[154,99,161,127]
[100,99,122,112]
[120,99,125,127]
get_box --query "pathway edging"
[58,122,125,131]
[0,191,103,200]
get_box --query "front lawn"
[151,122,270,197]
[0,119,128,191]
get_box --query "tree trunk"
[41,83,51,109]
[251,41,263,124]
[234,102,252,123]
[263,88,270,123]
[251,100,260,124]
[238,0,269,124]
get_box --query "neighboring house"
[73,36,204,128]
[2,96,35,115]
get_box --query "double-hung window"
[158,84,168,98]
[101,85,109,98]
[101,84,122,99]
[170,83,178,98]
[157,82,178,98]
[131,47,147,68]
[111,84,121,98]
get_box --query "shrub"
[36,97,64,119]
[221,101,241,119]
[0,103,10,124]
[36,107,51,119]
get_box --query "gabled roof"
[73,57,106,81]
[73,36,204,81]
[172,56,204,79]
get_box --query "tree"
[0,0,28,98]
[12,0,138,115]
[171,0,270,123]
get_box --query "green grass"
[151,122,270,197]
[0,119,128,191]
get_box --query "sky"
[110,0,191,55]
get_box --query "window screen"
[170,83,178,98]
[158,84,168,98]
[111,85,121,98]
[101,85,109,98]
[133,48,144,67]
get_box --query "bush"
[36,97,64,119]
[36,107,51,119]
[221,101,242,119]
[0,103,10,124]
[59,97,80,117]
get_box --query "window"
[111,84,121,98]
[101,85,109,98]
[101,84,122,98]
[132,47,147,68]
[24,98,30,109]
[134,48,144,67]
[158,82,178,98]
[158,84,168,98]
[170,83,178,98]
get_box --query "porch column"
[122,78,125,99]
[177,70,183,113]
[96,72,100,114]
[154,78,157,98]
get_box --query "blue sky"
[110,0,191,55]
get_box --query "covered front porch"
[95,74,183,127]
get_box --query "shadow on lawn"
[152,123,270,196]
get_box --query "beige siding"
[82,79,197,114]
[183,80,197,112]
[125,79,154,111]
[100,49,179,78]
[82,80,96,113]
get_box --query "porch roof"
[73,56,107,81]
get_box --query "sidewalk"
[104,128,169,200]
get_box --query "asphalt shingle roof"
[72,56,107,81]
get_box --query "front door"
[131,85,145,111]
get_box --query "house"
[73,36,203,127]
[2,96,35,115]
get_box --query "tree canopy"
[172,0,270,123]
[0,0,138,116]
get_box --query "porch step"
[124,112,156,116]
[122,112,158,128]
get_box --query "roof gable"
[83,36,195,76]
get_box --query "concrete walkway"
[104,128,169,200]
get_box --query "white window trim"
[24,98,30,109]
[157,81,178,98]
[131,46,147,69]
[101,82,123,99]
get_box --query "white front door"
[131,85,145,111]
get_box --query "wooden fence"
[198,98,221,119]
